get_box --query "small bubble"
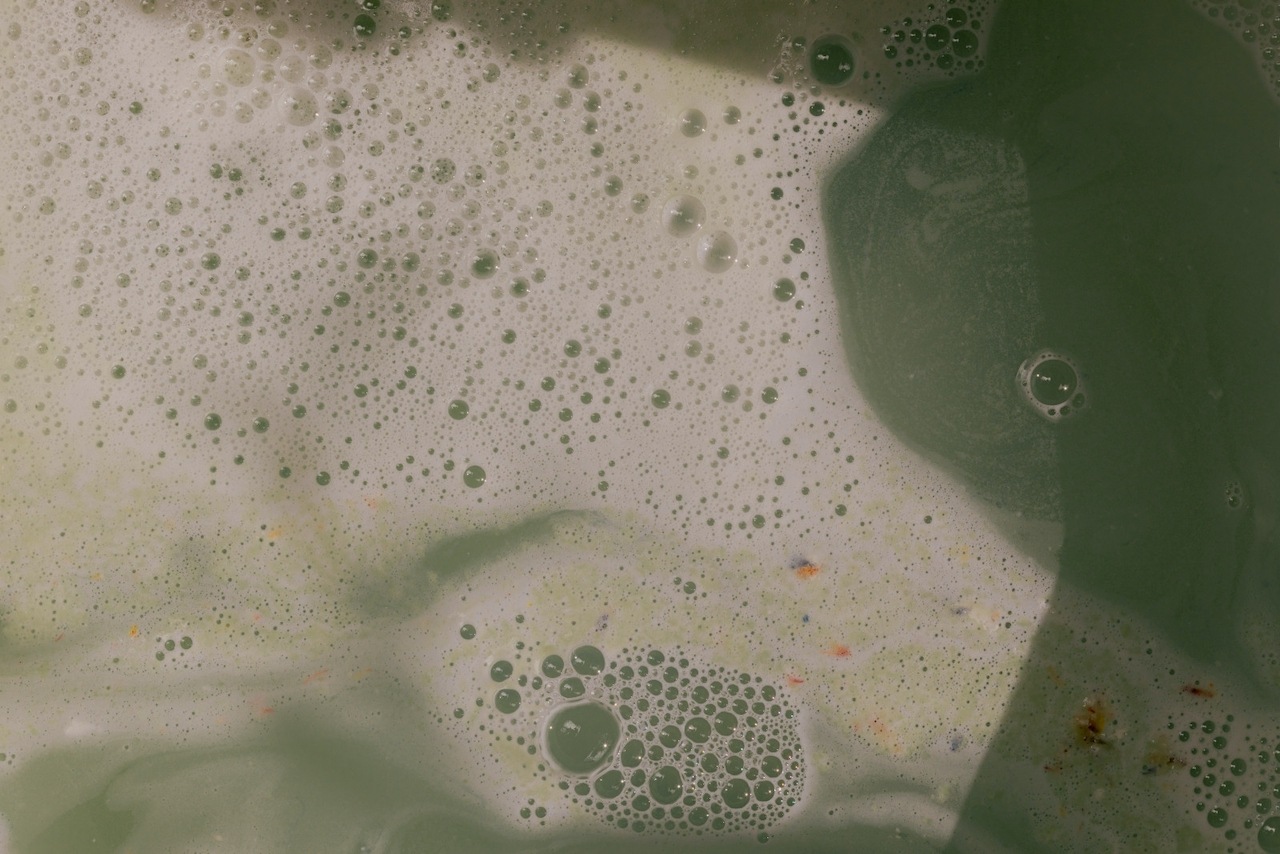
[353,13,376,37]
[570,645,606,675]
[661,195,706,237]
[494,688,521,713]
[463,465,486,488]
[809,35,856,86]
[678,108,706,137]
[1259,816,1280,852]
[471,249,499,278]
[696,231,737,273]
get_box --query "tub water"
[1,0,1278,851]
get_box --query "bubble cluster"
[1190,0,1280,98]
[878,2,989,74]
[452,636,805,838]
[1168,715,1280,850]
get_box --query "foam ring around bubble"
[1016,349,1085,421]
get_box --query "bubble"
[1261,817,1280,852]
[471,249,499,279]
[650,389,671,409]
[545,702,621,774]
[570,645,605,675]
[1017,350,1085,421]
[678,108,706,137]
[489,660,513,682]
[353,14,376,38]
[222,49,255,86]
[494,688,521,713]
[721,777,751,808]
[448,400,469,420]
[463,465,486,488]
[773,278,796,302]
[683,717,711,743]
[696,231,737,273]
[952,29,980,57]
[620,739,645,767]
[648,765,683,804]
[809,35,856,86]
[594,769,626,799]
[459,624,476,640]
[203,413,222,430]
[430,158,456,183]
[280,88,317,126]
[661,195,705,237]
[1029,360,1076,405]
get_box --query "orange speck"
[303,668,330,685]
[352,667,374,682]
[1072,695,1111,747]
[266,526,284,541]
[1046,665,1065,686]
[1180,682,1216,698]
[823,643,852,658]
[129,624,140,638]
[53,632,64,642]
[250,696,276,717]
[794,562,821,580]
[785,674,806,686]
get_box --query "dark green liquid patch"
[826,0,1280,849]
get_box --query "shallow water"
[1,0,1278,852]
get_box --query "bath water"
[0,0,1277,852]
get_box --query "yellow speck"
[128,624,139,638]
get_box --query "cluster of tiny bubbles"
[879,1,989,73]
[1171,715,1280,850]
[1016,349,1085,422]
[0,0,883,540]
[1188,0,1280,97]
[452,632,805,841]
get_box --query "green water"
[826,0,1280,849]
[1,0,1279,851]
